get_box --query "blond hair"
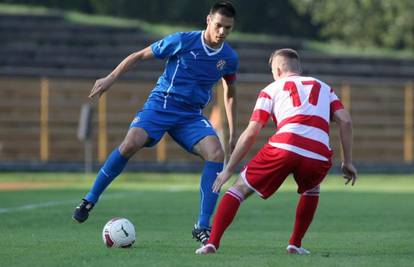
[268,48,302,73]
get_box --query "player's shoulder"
[222,42,238,60]
[161,31,200,44]
[170,31,201,41]
[300,75,330,87]
[164,31,203,52]
[261,80,280,96]
[271,78,288,89]
[287,75,332,90]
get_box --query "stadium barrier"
[1,13,413,172]
[0,76,413,172]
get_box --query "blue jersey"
[146,31,238,113]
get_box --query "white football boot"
[195,244,217,254]
[286,244,310,254]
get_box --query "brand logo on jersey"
[190,51,199,59]
[157,41,162,49]
[216,59,226,70]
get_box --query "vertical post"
[40,77,49,161]
[156,136,167,162]
[339,84,351,162]
[341,84,351,111]
[98,94,107,162]
[85,140,93,173]
[78,103,94,173]
[404,83,413,163]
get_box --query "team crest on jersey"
[216,59,226,70]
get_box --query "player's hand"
[341,162,357,186]
[89,76,114,98]
[212,170,232,193]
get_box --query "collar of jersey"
[201,31,224,56]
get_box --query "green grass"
[0,173,413,267]
[0,2,50,15]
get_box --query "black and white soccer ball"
[102,217,136,248]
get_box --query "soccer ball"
[102,217,136,248]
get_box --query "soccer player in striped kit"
[73,1,238,245]
[196,48,357,255]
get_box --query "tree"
[291,0,414,49]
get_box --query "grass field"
[0,172,413,267]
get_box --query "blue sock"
[85,148,129,204]
[198,161,224,228]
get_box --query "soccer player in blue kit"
[73,1,238,245]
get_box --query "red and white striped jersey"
[250,75,344,161]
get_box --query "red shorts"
[240,144,332,199]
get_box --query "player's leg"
[287,157,332,254]
[85,127,149,203]
[196,177,253,254]
[193,135,225,227]
[169,116,224,244]
[191,135,225,244]
[287,185,320,254]
[73,109,168,223]
[197,145,293,254]
[72,127,150,223]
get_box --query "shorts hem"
[240,167,265,198]
[189,133,219,154]
[129,124,159,147]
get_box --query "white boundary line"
[0,192,141,215]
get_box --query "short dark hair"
[269,48,302,73]
[210,1,236,18]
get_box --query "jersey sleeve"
[250,90,273,125]
[223,52,239,84]
[150,32,184,59]
[329,88,344,114]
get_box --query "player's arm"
[221,78,237,153]
[89,46,154,98]
[213,120,262,192]
[333,109,358,185]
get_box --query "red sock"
[289,194,319,247]
[208,190,243,249]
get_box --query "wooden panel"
[0,76,411,164]
[0,77,41,160]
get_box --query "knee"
[302,184,320,196]
[119,138,139,158]
[205,147,224,162]
[232,177,254,198]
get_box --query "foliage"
[291,0,414,49]
[1,0,413,49]
[0,0,94,12]
[0,0,317,37]
[88,0,318,37]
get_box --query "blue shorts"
[130,109,218,153]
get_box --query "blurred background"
[0,0,413,173]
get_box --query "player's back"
[272,75,332,128]
[258,75,343,161]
